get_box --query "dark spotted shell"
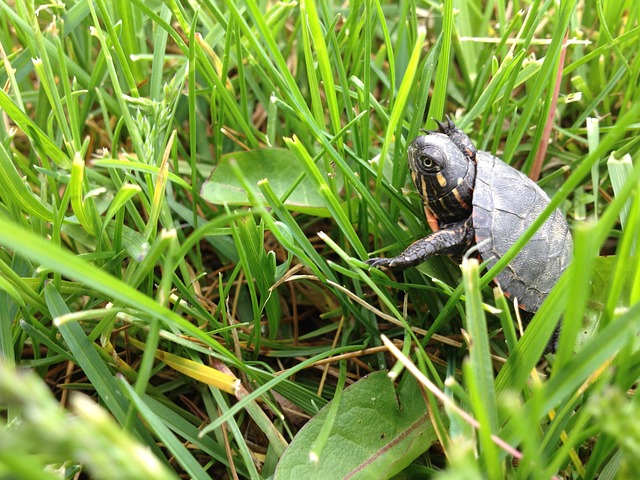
[472,152,573,312]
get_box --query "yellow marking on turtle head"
[452,187,470,210]
[421,176,430,200]
[436,172,447,188]
[438,197,454,215]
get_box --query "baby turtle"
[367,118,573,314]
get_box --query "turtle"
[366,118,573,315]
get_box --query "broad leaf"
[201,148,334,216]
[576,256,634,349]
[275,370,437,480]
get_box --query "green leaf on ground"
[201,148,336,216]
[275,370,437,480]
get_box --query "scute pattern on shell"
[472,151,573,312]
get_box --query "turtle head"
[407,132,476,223]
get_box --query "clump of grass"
[0,1,639,479]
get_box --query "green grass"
[0,0,639,479]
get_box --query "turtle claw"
[431,116,477,160]
[365,257,392,269]
[433,115,457,135]
[420,116,457,137]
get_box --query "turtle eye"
[417,146,444,172]
[420,155,435,169]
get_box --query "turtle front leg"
[366,219,474,270]
[435,116,477,160]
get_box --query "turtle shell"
[472,151,573,313]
